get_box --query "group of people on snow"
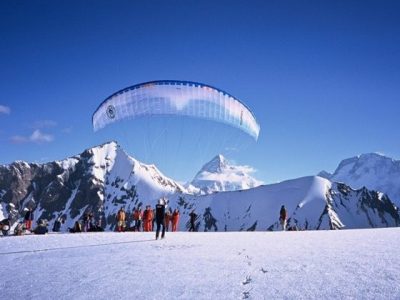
[15,212,49,235]
[115,201,181,236]
[1,207,103,236]
[1,201,295,236]
[69,212,103,233]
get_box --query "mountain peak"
[199,154,227,174]
[324,152,400,207]
[191,155,262,194]
[90,140,119,151]
[317,170,332,179]
[357,152,396,163]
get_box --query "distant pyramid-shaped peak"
[199,154,228,174]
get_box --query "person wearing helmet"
[155,198,166,240]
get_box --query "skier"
[24,207,34,231]
[133,207,142,232]
[172,208,180,232]
[155,198,166,239]
[189,210,197,232]
[279,205,287,231]
[116,207,126,232]
[165,208,172,231]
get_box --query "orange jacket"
[143,209,153,221]
[172,212,180,224]
[148,209,154,221]
[133,210,142,221]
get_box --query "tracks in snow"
[238,248,269,299]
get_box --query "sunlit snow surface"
[1,229,399,299]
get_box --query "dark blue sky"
[1,0,399,182]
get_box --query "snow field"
[0,229,399,299]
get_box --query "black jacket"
[189,212,197,223]
[34,225,48,235]
[155,204,165,223]
[280,207,287,220]
[53,220,61,232]
[25,210,34,221]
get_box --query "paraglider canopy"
[92,80,260,140]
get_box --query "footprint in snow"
[245,255,252,266]
[242,290,251,299]
[238,249,246,256]
[242,275,252,285]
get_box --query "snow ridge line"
[0,238,155,256]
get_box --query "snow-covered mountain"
[179,176,399,231]
[319,153,400,207]
[0,141,185,230]
[0,143,399,232]
[190,154,263,194]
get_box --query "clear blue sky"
[1,0,399,183]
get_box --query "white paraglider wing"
[92,80,260,140]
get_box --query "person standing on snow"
[69,221,82,233]
[279,205,287,231]
[52,216,65,232]
[189,210,197,232]
[82,213,90,232]
[133,207,143,232]
[155,198,166,240]
[116,207,126,232]
[143,206,149,231]
[172,208,180,232]
[165,207,172,231]
[24,207,34,231]
[151,208,155,231]
[144,206,154,232]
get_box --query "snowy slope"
[1,229,399,299]
[191,154,263,194]
[320,153,400,207]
